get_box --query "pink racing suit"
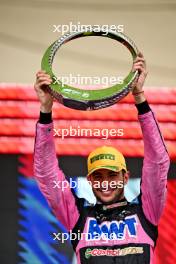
[33,106,170,264]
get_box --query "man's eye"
[110,174,117,177]
[93,174,101,179]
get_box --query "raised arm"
[132,53,170,225]
[33,71,79,231]
[137,102,170,225]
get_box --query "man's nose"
[104,175,110,181]
[101,178,110,186]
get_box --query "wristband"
[135,100,151,114]
[39,111,52,124]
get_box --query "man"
[34,52,170,264]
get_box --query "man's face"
[88,169,129,205]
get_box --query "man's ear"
[87,174,91,184]
[124,170,130,185]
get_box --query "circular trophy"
[41,28,138,110]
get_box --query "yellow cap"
[87,146,127,176]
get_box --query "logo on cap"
[90,154,115,164]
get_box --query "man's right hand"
[34,70,54,113]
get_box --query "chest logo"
[87,216,137,240]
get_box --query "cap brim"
[87,165,122,177]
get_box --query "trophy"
[41,28,138,110]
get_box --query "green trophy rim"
[41,29,138,106]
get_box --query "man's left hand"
[131,52,148,94]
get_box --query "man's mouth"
[99,188,115,195]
